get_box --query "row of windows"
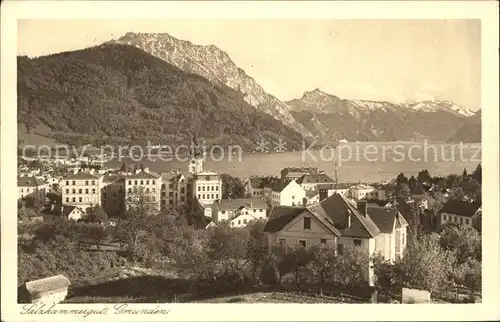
[65,197,97,203]
[19,188,37,193]
[65,188,97,194]
[278,238,360,250]
[197,194,219,200]
[127,196,156,202]
[253,190,264,196]
[65,180,96,186]
[127,188,156,193]
[128,180,156,185]
[197,185,219,192]
[444,215,470,225]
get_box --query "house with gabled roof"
[212,198,268,226]
[267,179,306,207]
[439,199,481,230]
[295,172,335,191]
[18,176,48,207]
[265,193,409,284]
[61,205,86,221]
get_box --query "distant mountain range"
[17,32,481,148]
[110,32,480,144]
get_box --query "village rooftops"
[212,198,267,213]
[248,176,281,189]
[296,173,335,184]
[102,174,124,183]
[63,171,102,180]
[126,169,161,179]
[350,184,375,190]
[269,180,294,192]
[439,199,482,218]
[18,176,46,187]
[25,275,71,298]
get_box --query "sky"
[18,19,481,110]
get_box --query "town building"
[61,170,103,213]
[61,205,86,221]
[295,172,336,191]
[211,198,268,227]
[160,172,188,212]
[124,168,161,211]
[18,176,47,207]
[439,199,482,229]
[349,184,378,200]
[280,167,318,181]
[264,193,408,285]
[192,171,222,206]
[267,180,306,207]
[101,174,125,217]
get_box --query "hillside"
[109,32,312,138]
[17,44,306,150]
[287,89,478,143]
[447,110,481,143]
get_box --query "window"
[354,239,362,246]
[211,194,214,199]
[216,186,219,191]
[129,181,132,185]
[198,194,200,199]
[140,180,144,185]
[66,197,69,202]
[320,239,327,245]
[66,189,69,194]
[79,189,83,194]
[91,180,95,185]
[72,197,76,202]
[161,191,166,196]
[85,189,89,194]
[72,189,76,194]
[402,234,405,245]
[162,183,166,189]
[203,186,206,191]
[134,180,138,185]
[181,187,185,193]
[72,181,75,185]
[260,209,263,212]
[66,181,69,185]
[92,189,95,194]
[337,244,344,254]
[78,197,82,202]
[180,197,185,202]
[303,217,311,229]
[152,180,155,185]
[216,194,219,199]
[202,194,206,199]
[466,218,470,225]
[460,218,463,225]
[298,240,306,247]
[222,211,226,214]
[238,220,241,225]
[146,188,150,193]
[129,188,132,193]
[292,195,295,200]
[169,192,174,196]
[146,180,149,185]
[85,180,89,185]
[211,186,215,191]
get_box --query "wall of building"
[441,212,474,228]
[279,182,306,207]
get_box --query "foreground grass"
[193,291,364,303]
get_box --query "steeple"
[188,133,203,175]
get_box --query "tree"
[372,253,398,302]
[309,244,337,285]
[221,174,246,199]
[83,224,109,251]
[397,233,455,293]
[86,205,108,223]
[417,170,432,184]
[396,183,411,200]
[246,220,269,283]
[472,164,482,184]
[333,245,369,290]
[114,188,157,261]
[439,223,481,264]
[462,168,468,178]
[408,175,417,191]
[396,173,408,186]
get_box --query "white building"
[192,171,222,206]
[211,198,268,227]
[61,170,103,212]
[439,199,481,230]
[267,180,306,207]
[124,168,161,211]
[295,172,335,191]
[349,184,377,200]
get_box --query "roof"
[264,205,340,237]
[25,275,71,297]
[61,206,84,217]
[366,207,399,233]
[350,184,375,190]
[127,170,161,179]
[64,171,101,180]
[161,172,184,182]
[296,173,335,184]
[305,189,319,198]
[440,200,481,218]
[102,174,122,183]
[18,176,46,187]
[319,193,380,238]
[270,180,294,192]
[212,198,267,212]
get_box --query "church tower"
[188,134,204,175]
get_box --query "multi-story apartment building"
[101,174,125,217]
[124,168,161,211]
[161,172,188,212]
[349,184,378,200]
[61,170,103,212]
[295,172,335,191]
[192,171,222,205]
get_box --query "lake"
[105,142,482,182]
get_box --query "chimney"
[135,169,141,174]
[346,210,352,228]
[357,200,368,217]
[144,167,149,173]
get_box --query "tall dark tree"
[472,164,482,184]
[462,168,468,178]
[396,173,408,186]
[408,175,417,191]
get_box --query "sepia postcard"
[1,1,499,321]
